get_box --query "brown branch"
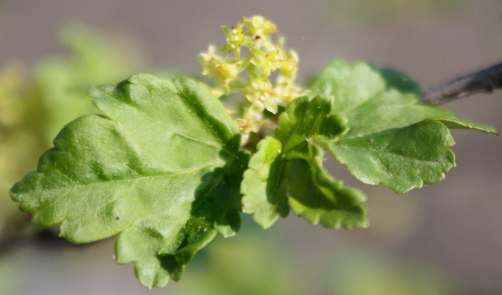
[423,61,502,104]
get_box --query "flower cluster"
[199,15,303,143]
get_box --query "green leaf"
[275,94,347,152]
[312,60,496,193]
[242,96,368,229]
[10,74,246,288]
[311,60,496,137]
[282,142,368,229]
[241,137,283,228]
[326,121,455,193]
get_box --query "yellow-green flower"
[279,50,299,80]
[223,25,247,57]
[199,45,240,91]
[244,15,277,38]
[199,15,304,143]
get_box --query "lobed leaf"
[11,74,246,288]
[312,60,496,193]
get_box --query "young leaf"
[312,60,496,193]
[10,74,246,288]
[242,96,368,229]
[275,95,347,152]
[241,137,283,228]
[282,142,368,229]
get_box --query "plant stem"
[423,61,502,104]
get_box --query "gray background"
[1,0,501,294]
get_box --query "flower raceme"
[199,15,303,143]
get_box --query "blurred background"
[1,0,501,294]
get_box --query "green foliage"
[312,61,495,193]
[311,61,494,137]
[9,16,496,288]
[242,96,368,230]
[11,75,247,288]
[241,137,283,228]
